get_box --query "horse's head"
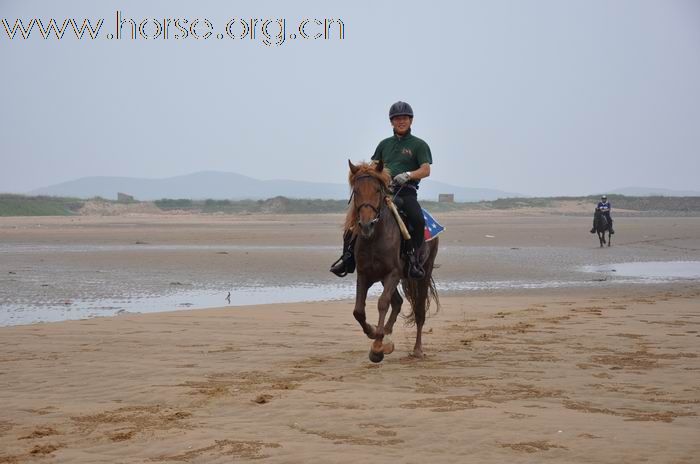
[348,160,391,239]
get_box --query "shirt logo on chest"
[401,148,413,157]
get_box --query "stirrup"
[330,252,354,277]
[330,259,346,277]
[329,257,348,277]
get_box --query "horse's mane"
[343,161,392,232]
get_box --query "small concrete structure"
[117,192,135,203]
[438,193,454,203]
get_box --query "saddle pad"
[422,209,445,242]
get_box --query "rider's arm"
[371,140,385,162]
[408,140,432,180]
[408,163,431,180]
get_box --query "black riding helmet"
[389,101,413,120]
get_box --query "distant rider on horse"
[590,194,615,234]
[330,101,433,279]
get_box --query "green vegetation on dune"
[599,195,700,212]
[482,195,700,212]
[156,197,482,214]
[153,198,194,210]
[156,196,346,214]
[0,194,84,216]
[486,197,556,209]
[2,194,700,217]
[152,195,700,214]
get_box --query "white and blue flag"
[422,209,445,242]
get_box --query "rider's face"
[391,115,412,135]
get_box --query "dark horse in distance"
[593,208,612,247]
[346,160,439,362]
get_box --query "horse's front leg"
[384,289,403,336]
[377,289,403,359]
[353,274,376,339]
[369,271,401,363]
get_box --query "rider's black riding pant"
[396,187,425,251]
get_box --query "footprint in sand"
[29,443,65,456]
[500,440,567,453]
[19,426,60,440]
[155,439,281,461]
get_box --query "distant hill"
[609,186,700,197]
[29,171,519,202]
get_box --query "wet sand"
[1,213,699,323]
[1,212,699,462]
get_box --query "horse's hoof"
[369,350,384,363]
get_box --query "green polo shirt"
[371,130,433,185]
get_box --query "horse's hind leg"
[411,239,439,358]
[411,279,430,358]
[608,231,612,247]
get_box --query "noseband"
[352,174,386,226]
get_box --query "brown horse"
[346,160,440,363]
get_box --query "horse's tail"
[401,274,440,325]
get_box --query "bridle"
[351,174,387,226]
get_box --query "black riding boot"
[329,230,356,277]
[406,248,425,279]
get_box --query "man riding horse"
[330,101,433,279]
[590,194,615,234]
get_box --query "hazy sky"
[1,0,699,196]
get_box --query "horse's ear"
[375,160,384,172]
[348,159,359,175]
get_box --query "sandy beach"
[1,212,699,462]
[4,0,699,460]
